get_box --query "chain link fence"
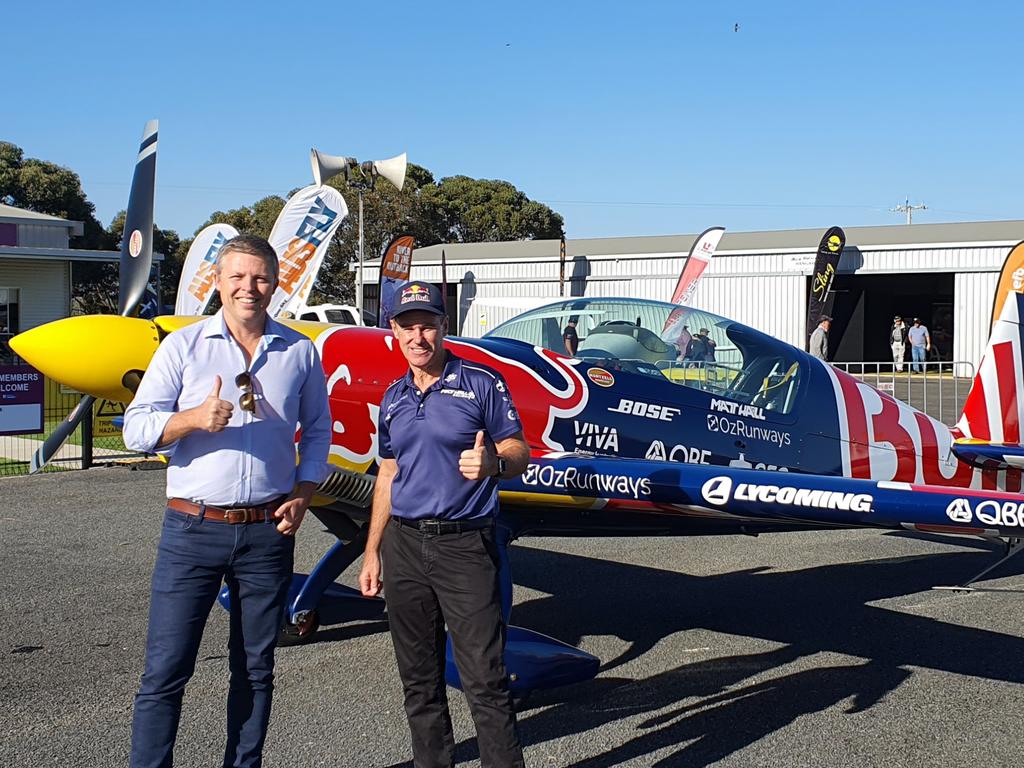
[0,362,147,477]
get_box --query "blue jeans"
[130,508,294,768]
[911,345,927,372]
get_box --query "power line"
[543,199,888,211]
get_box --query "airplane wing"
[501,453,1024,539]
[952,440,1024,471]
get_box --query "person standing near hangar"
[809,315,832,361]
[890,315,909,372]
[359,281,530,768]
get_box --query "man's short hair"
[820,315,832,323]
[215,234,279,280]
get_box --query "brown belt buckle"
[225,507,253,524]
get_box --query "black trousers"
[382,518,525,768]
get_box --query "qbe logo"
[946,497,1024,527]
[945,498,972,523]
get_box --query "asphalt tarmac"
[3,466,1024,768]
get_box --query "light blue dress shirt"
[123,311,331,505]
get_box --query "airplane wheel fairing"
[278,610,321,646]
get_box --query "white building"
[0,203,160,362]
[360,220,1024,368]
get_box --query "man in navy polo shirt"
[359,281,530,768]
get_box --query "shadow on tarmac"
[380,536,1024,767]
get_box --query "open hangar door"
[813,272,955,363]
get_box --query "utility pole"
[891,197,927,224]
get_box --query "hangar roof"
[403,220,1024,263]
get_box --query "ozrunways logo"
[522,464,651,498]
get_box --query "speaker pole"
[311,148,407,319]
[357,188,365,321]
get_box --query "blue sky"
[4,1,1022,240]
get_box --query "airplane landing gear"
[935,536,1024,593]
[279,609,321,646]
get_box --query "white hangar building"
[362,220,1024,369]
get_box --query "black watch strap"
[496,456,508,477]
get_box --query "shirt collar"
[201,309,286,346]
[400,352,462,392]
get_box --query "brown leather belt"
[167,496,285,524]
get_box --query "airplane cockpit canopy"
[485,297,804,415]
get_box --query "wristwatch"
[495,456,508,478]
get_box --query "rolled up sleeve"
[123,340,182,455]
[295,343,331,485]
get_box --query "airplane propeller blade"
[30,119,158,473]
[118,120,159,317]
[30,395,96,474]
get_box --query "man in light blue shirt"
[907,317,931,373]
[123,234,331,768]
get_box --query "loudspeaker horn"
[369,152,407,191]
[310,148,356,186]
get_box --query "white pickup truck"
[292,304,370,326]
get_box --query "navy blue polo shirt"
[379,353,522,521]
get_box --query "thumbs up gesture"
[459,430,495,480]
[195,375,234,433]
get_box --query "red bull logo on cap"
[401,284,430,304]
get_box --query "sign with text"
[0,365,44,435]
[93,399,126,438]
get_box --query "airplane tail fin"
[955,292,1024,442]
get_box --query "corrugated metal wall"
[693,275,806,347]
[954,271,998,376]
[364,240,1010,365]
[0,260,69,331]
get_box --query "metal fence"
[0,372,147,478]
[831,360,975,426]
[0,358,978,478]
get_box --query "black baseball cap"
[390,281,446,318]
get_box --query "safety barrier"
[831,360,975,427]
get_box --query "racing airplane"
[13,126,1024,695]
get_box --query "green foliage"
[422,176,565,244]
[2,139,565,312]
[193,195,287,239]
[70,212,181,316]
[303,164,563,304]
[0,141,110,249]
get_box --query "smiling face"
[391,309,448,374]
[216,248,277,331]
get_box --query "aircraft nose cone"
[10,315,161,403]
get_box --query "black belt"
[394,516,494,534]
